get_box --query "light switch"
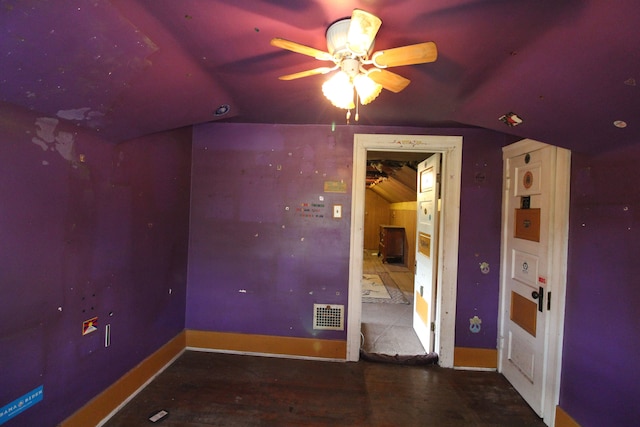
[333,204,342,219]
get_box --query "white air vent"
[313,304,344,330]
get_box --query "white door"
[413,154,440,352]
[499,139,570,422]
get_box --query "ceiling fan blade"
[372,42,438,67]
[270,38,333,61]
[368,69,410,93]
[278,67,335,81]
[347,9,382,55]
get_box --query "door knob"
[531,286,544,312]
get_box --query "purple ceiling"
[2,0,638,152]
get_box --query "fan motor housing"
[341,58,360,77]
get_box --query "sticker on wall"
[523,171,533,189]
[469,316,482,333]
[0,385,43,425]
[295,202,325,218]
[515,164,541,196]
[479,262,490,275]
[323,181,347,193]
[82,316,98,336]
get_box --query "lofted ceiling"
[366,152,432,204]
[2,1,638,153]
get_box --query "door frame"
[498,139,571,426]
[346,134,463,367]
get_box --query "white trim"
[498,139,570,426]
[453,367,497,372]
[186,347,346,363]
[544,146,571,427]
[347,134,463,368]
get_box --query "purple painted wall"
[187,123,507,347]
[187,124,353,339]
[6,110,636,426]
[455,132,507,348]
[561,144,640,426]
[0,105,191,426]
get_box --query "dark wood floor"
[104,350,545,427]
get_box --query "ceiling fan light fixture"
[354,74,382,105]
[326,18,351,56]
[272,9,437,116]
[347,9,382,56]
[322,71,355,109]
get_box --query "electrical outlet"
[333,204,342,219]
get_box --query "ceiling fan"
[270,9,437,115]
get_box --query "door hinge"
[430,322,435,332]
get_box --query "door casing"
[347,134,463,367]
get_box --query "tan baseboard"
[453,346,497,369]
[185,329,347,360]
[60,330,345,426]
[60,331,186,427]
[555,405,581,427]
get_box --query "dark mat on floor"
[360,349,439,365]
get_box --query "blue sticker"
[0,385,43,425]
[469,316,482,333]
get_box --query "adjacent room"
[1,2,638,427]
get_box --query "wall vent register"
[313,304,345,330]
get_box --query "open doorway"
[359,152,432,359]
[346,134,463,366]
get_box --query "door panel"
[413,154,440,353]
[500,146,552,416]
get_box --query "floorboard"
[103,351,545,426]
[104,251,544,426]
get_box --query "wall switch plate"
[333,204,342,219]
[105,324,111,347]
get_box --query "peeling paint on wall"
[31,117,76,162]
